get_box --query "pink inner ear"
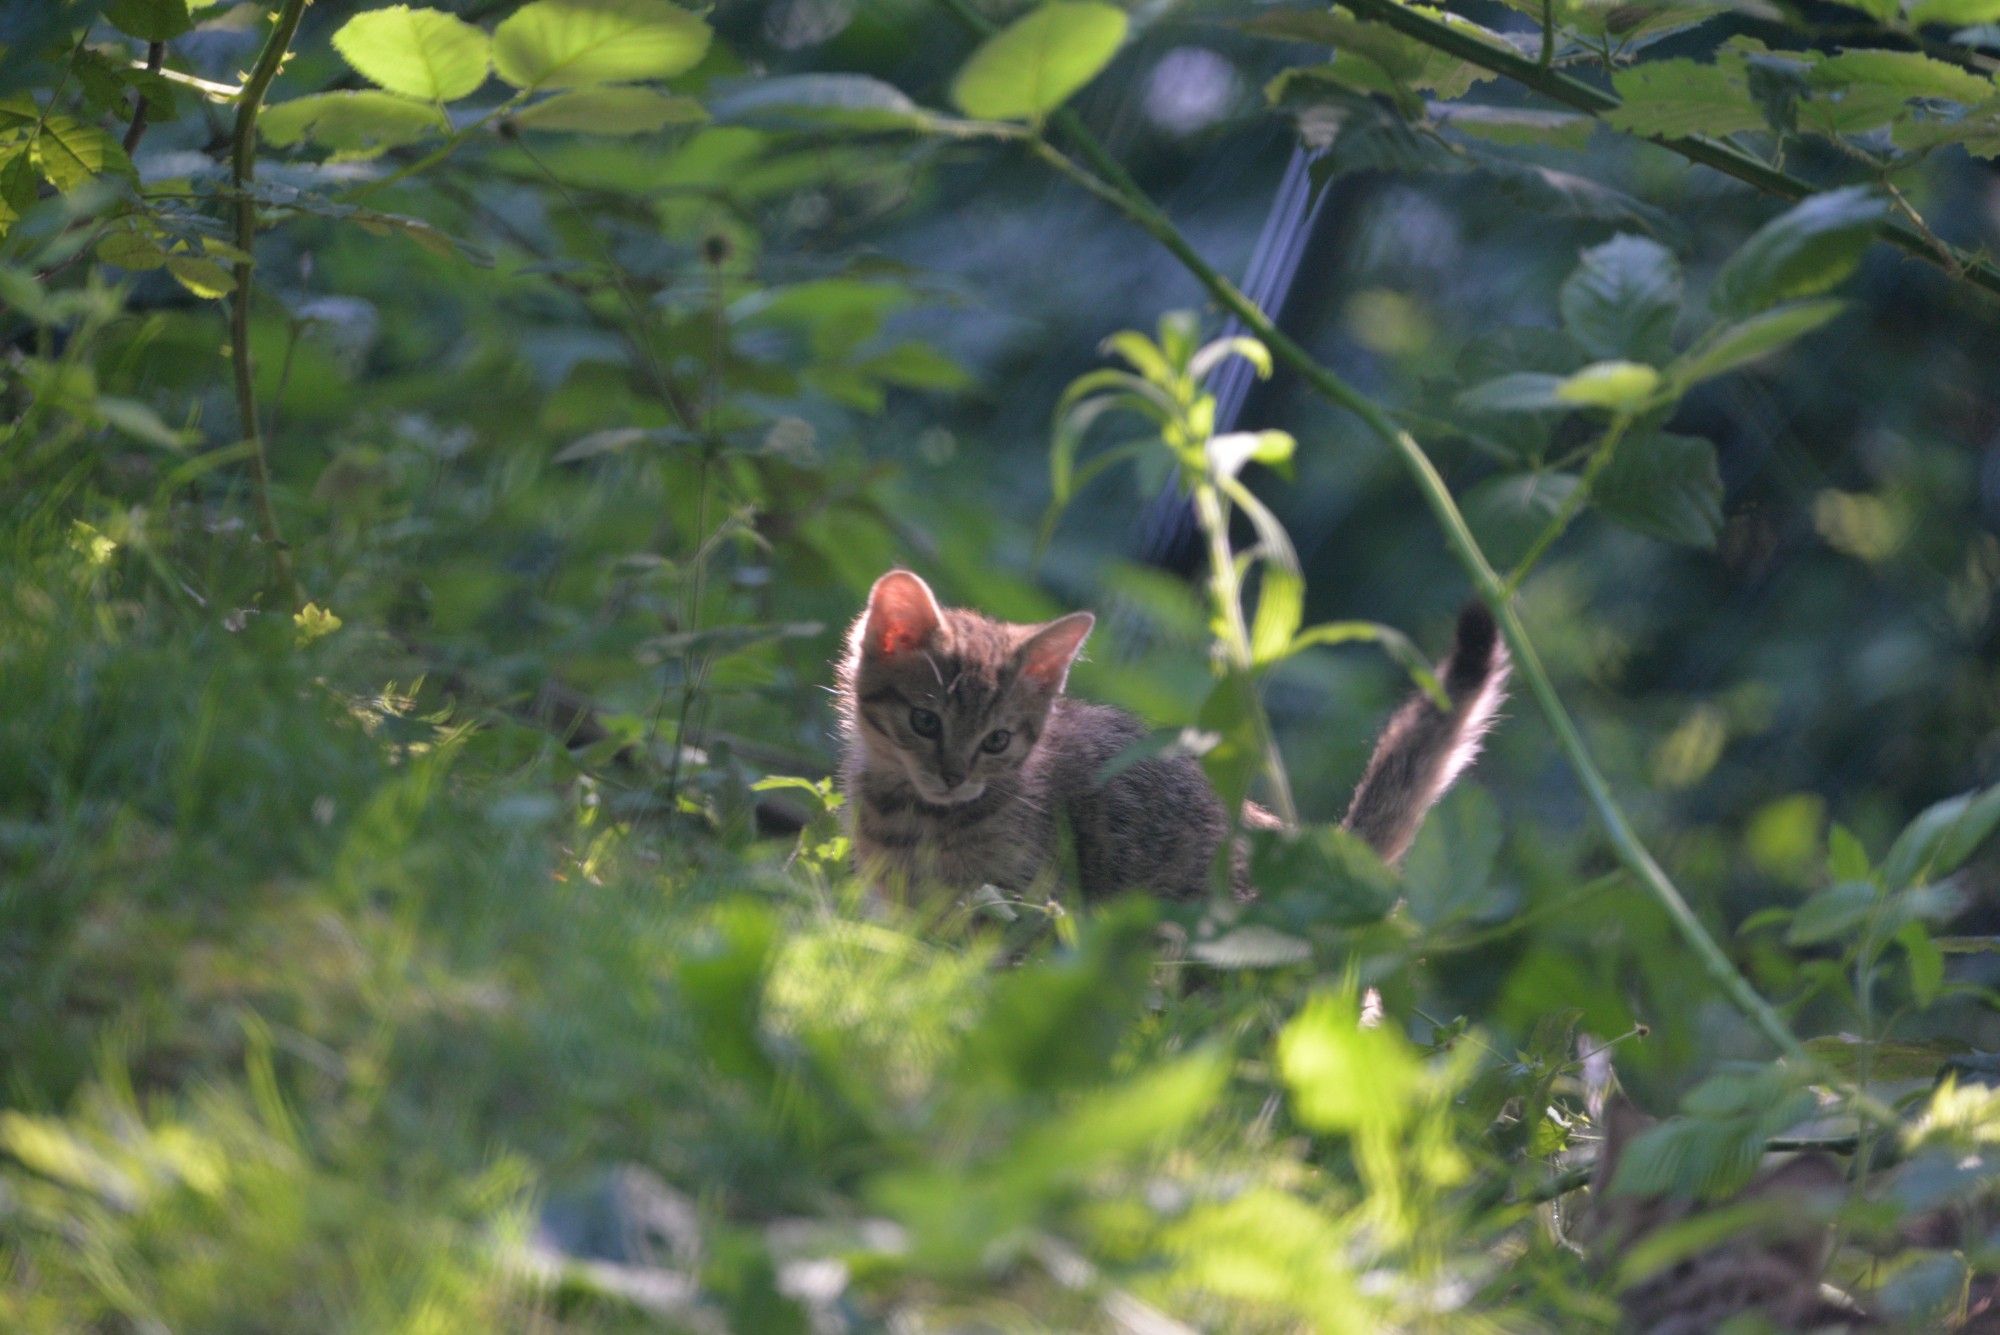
[866,573,941,657]
[1020,613,1094,688]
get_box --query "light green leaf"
[1895,98,2000,159]
[492,0,712,91]
[333,7,492,102]
[950,2,1129,122]
[1592,432,1723,547]
[1672,298,1846,385]
[32,116,126,191]
[1560,234,1683,363]
[1433,102,1594,149]
[1556,360,1661,410]
[166,254,234,299]
[514,86,706,133]
[1828,823,1873,882]
[1605,59,1765,137]
[260,91,449,156]
[1278,990,1423,1135]
[1711,187,1886,315]
[1908,0,2000,23]
[1250,565,1304,666]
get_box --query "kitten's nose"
[940,765,966,788]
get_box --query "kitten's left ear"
[1018,612,1095,690]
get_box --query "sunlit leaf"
[492,0,711,90]
[1555,360,1661,410]
[950,2,1129,122]
[1672,298,1846,385]
[261,91,449,156]
[1881,782,2000,889]
[333,6,492,102]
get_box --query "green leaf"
[1401,785,1504,928]
[1828,823,1873,882]
[1433,102,1594,149]
[950,2,1129,122]
[260,91,449,156]
[1804,1033,1966,1080]
[1560,234,1683,363]
[1191,926,1312,969]
[1895,98,2000,160]
[165,254,234,300]
[96,229,169,271]
[1811,49,1997,108]
[514,86,707,133]
[1249,565,1304,665]
[1672,299,1846,385]
[1909,0,2000,23]
[1592,432,1723,547]
[1278,990,1424,1135]
[333,7,492,102]
[1555,360,1661,410]
[1785,880,1879,945]
[1457,372,1566,413]
[31,116,126,191]
[1463,472,1580,566]
[106,0,192,41]
[492,0,712,91]
[1881,783,2000,889]
[710,74,940,132]
[1711,187,1887,316]
[1900,920,1946,1007]
[1605,59,1765,138]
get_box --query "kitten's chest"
[851,795,1052,898]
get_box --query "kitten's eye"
[981,728,1011,754]
[909,707,942,739]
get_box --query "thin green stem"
[1195,482,1299,828]
[1505,413,1633,594]
[1026,133,1817,1070]
[229,0,310,605]
[1330,0,2000,304]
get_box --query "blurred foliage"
[4,0,2000,1328]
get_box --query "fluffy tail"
[1341,603,1510,865]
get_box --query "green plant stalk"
[1330,0,2000,304]
[229,0,310,605]
[1505,412,1634,594]
[1193,481,1300,828]
[1025,136,1818,1072]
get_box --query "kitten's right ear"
[862,569,943,658]
[1018,611,1094,690]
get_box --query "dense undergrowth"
[6,0,2000,1329]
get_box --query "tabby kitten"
[837,569,1508,902]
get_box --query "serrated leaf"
[1805,1034,1967,1080]
[1672,298,1845,385]
[1560,234,1683,363]
[514,86,706,133]
[166,254,234,299]
[96,229,169,271]
[1592,432,1723,546]
[1463,471,1581,565]
[950,2,1128,122]
[1785,880,1879,945]
[261,91,449,156]
[31,116,126,191]
[1881,783,2000,889]
[106,0,192,41]
[1480,154,1678,236]
[1811,48,1997,107]
[1556,360,1661,409]
[334,7,491,102]
[492,0,712,91]
[1895,98,2000,159]
[1606,59,1765,137]
[1711,187,1886,315]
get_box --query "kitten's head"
[840,570,1093,806]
